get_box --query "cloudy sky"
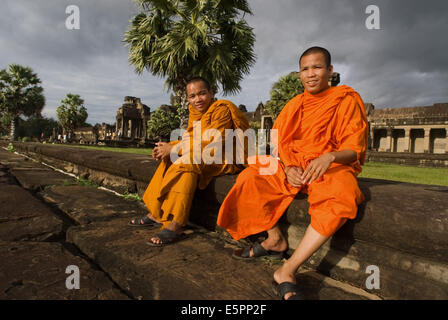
[1,0,447,125]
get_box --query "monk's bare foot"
[150,222,182,245]
[273,261,298,300]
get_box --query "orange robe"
[142,99,249,228]
[217,85,368,239]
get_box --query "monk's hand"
[284,166,304,187]
[152,142,173,161]
[301,153,335,184]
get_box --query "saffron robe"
[142,99,249,228]
[217,85,368,239]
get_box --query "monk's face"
[186,81,214,113]
[299,52,333,94]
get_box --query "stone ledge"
[4,141,448,299]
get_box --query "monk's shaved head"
[299,47,331,68]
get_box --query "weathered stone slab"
[10,168,76,192]
[0,184,64,241]
[283,224,448,300]
[66,218,376,300]
[39,185,147,225]
[0,241,129,299]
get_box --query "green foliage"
[249,121,260,131]
[122,190,142,202]
[56,93,88,134]
[7,142,15,152]
[124,0,256,106]
[265,72,304,119]
[76,178,98,188]
[147,106,181,140]
[15,115,58,139]
[0,64,45,140]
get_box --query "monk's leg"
[273,225,329,299]
[273,166,363,299]
[131,160,170,225]
[150,170,198,244]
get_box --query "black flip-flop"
[277,282,305,300]
[146,228,187,247]
[232,242,285,260]
[128,215,162,228]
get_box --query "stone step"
[0,147,379,300]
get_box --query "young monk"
[217,47,368,300]
[129,77,249,246]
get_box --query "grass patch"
[359,161,448,186]
[47,143,153,156]
[76,178,99,188]
[122,190,142,202]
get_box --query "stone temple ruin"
[367,103,448,154]
[115,96,151,144]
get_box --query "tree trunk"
[9,116,17,142]
[174,86,189,129]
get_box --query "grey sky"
[1,0,447,125]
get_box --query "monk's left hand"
[301,153,335,184]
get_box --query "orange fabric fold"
[217,86,368,240]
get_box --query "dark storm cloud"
[237,0,448,109]
[1,0,447,124]
[0,0,169,124]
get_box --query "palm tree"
[0,64,45,141]
[265,72,304,119]
[124,0,256,124]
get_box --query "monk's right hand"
[284,166,304,187]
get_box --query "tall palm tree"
[0,64,45,141]
[124,0,256,124]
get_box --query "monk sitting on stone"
[129,77,249,246]
[217,47,368,300]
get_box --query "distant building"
[115,96,151,143]
[368,103,448,154]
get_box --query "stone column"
[445,127,448,153]
[369,126,375,150]
[424,128,431,153]
[386,128,392,152]
[403,128,411,152]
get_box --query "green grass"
[46,143,153,155]
[359,161,448,186]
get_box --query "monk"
[129,76,249,246]
[217,47,368,300]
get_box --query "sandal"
[277,282,305,300]
[146,228,187,247]
[232,242,285,260]
[128,215,162,228]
